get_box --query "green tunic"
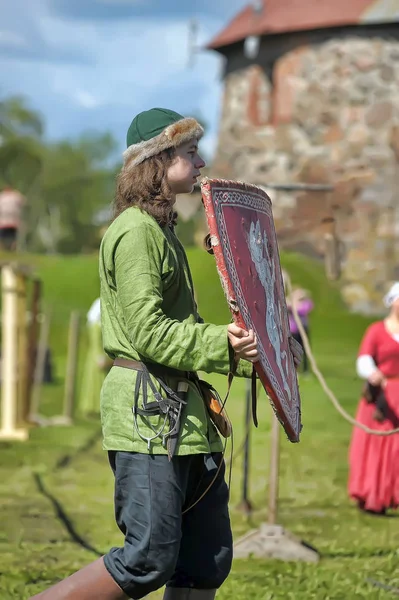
[99,206,251,455]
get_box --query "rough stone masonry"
[214,37,399,314]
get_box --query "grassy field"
[1,248,398,599]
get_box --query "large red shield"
[201,178,302,442]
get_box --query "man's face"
[167,139,206,195]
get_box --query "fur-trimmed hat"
[123,108,204,167]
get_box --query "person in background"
[0,186,26,251]
[348,282,399,515]
[286,288,314,374]
[79,297,112,416]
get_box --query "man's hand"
[227,324,259,363]
[289,336,304,370]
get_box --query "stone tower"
[207,0,399,313]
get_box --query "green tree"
[0,94,118,254]
[0,95,44,193]
[32,133,117,253]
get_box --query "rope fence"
[285,270,399,436]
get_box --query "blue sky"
[0,0,249,160]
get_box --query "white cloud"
[1,0,249,157]
[39,16,191,95]
[74,89,101,108]
[37,12,226,151]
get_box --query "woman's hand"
[368,369,386,387]
[227,324,259,363]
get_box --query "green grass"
[1,248,397,600]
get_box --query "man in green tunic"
[31,108,299,600]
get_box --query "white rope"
[285,271,399,436]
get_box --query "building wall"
[214,29,399,313]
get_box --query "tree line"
[0,95,119,254]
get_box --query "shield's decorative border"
[201,178,302,442]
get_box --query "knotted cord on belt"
[285,271,399,436]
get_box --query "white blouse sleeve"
[356,354,377,379]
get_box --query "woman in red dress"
[348,283,399,514]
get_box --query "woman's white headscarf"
[383,282,399,308]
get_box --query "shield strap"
[224,345,258,428]
[113,358,187,458]
[251,366,258,427]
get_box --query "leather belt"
[112,357,189,459]
[113,357,196,382]
[113,358,145,371]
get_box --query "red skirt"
[348,381,399,512]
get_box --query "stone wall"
[213,36,399,313]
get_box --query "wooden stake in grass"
[63,311,81,424]
[234,406,319,563]
[16,271,29,426]
[26,279,42,418]
[29,309,51,425]
[268,413,280,525]
[30,308,82,428]
[0,266,28,441]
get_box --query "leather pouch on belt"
[198,379,232,438]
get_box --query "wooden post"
[0,266,28,440]
[29,310,51,423]
[234,409,319,562]
[16,272,29,425]
[63,311,81,423]
[324,233,341,281]
[268,413,280,525]
[26,279,41,418]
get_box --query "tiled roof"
[207,0,399,50]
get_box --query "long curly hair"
[113,148,177,227]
